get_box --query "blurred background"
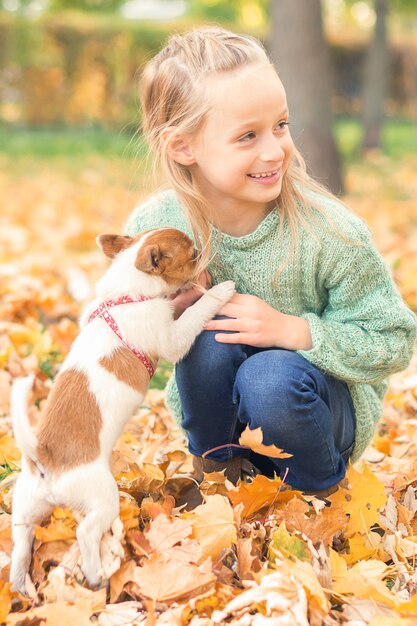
[0,0,416,391]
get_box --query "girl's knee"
[234,350,329,437]
[235,349,320,400]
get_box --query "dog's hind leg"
[10,471,53,594]
[76,473,120,587]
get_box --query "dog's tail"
[11,374,39,460]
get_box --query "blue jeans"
[176,323,356,492]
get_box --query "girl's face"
[187,64,294,219]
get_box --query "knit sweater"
[125,189,417,461]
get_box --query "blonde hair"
[139,26,341,276]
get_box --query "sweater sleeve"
[298,236,417,385]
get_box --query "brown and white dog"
[10,228,234,593]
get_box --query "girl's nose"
[259,135,285,162]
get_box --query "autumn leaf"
[0,435,21,465]
[6,600,97,626]
[130,554,215,603]
[272,496,348,547]
[145,513,203,564]
[229,474,301,519]
[269,521,311,563]
[344,531,382,565]
[280,557,330,623]
[330,548,396,608]
[0,580,12,623]
[35,513,77,543]
[238,425,292,458]
[109,559,136,603]
[328,463,387,536]
[211,569,309,626]
[187,495,237,562]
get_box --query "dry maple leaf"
[238,425,292,458]
[273,496,348,547]
[6,600,97,626]
[211,569,309,626]
[187,494,237,563]
[0,580,12,624]
[328,463,387,536]
[130,553,215,603]
[34,515,77,543]
[229,474,300,519]
[145,513,203,564]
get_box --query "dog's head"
[97,228,199,294]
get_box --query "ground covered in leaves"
[0,151,417,625]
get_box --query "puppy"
[10,228,235,593]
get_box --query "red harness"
[88,295,155,378]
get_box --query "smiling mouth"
[248,169,279,179]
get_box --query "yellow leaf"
[396,593,417,617]
[0,435,21,464]
[344,531,382,565]
[282,558,330,621]
[369,618,413,626]
[119,495,140,531]
[238,425,292,458]
[35,516,77,543]
[328,463,387,536]
[0,580,12,623]
[6,600,96,626]
[330,550,394,608]
[188,494,237,562]
[329,547,348,582]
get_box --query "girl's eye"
[238,132,256,143]
[276,121,290,131]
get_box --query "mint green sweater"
[126,189,417,461]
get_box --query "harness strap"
[88,296,155,378]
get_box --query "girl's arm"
[296,242,416,384]
[206,242,417,385]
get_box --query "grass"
[334,116,417,160]
[1,117,416,162]
[0,124,146,160]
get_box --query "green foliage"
[188,0,269,28]
[48,0,125,13]
[0,461,19,482]
[0,11,415,128]
[149,361,173,390]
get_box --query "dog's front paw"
[208,280,235,305]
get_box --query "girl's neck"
[210,200,275,237]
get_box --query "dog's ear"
[96,234,134,258]
[135,244,164,273]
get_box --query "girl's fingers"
[204,318,242,331]
[214,332,253,345]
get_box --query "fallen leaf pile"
[0,152,416,624]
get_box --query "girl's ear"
[163,128,195,166]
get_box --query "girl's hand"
[204,293,313,351]
[170,271,211,318]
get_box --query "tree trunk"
[362,0,389,151]
[269,0,344,195]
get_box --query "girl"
[125,26,416,498]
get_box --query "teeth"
[249,170,277,179]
